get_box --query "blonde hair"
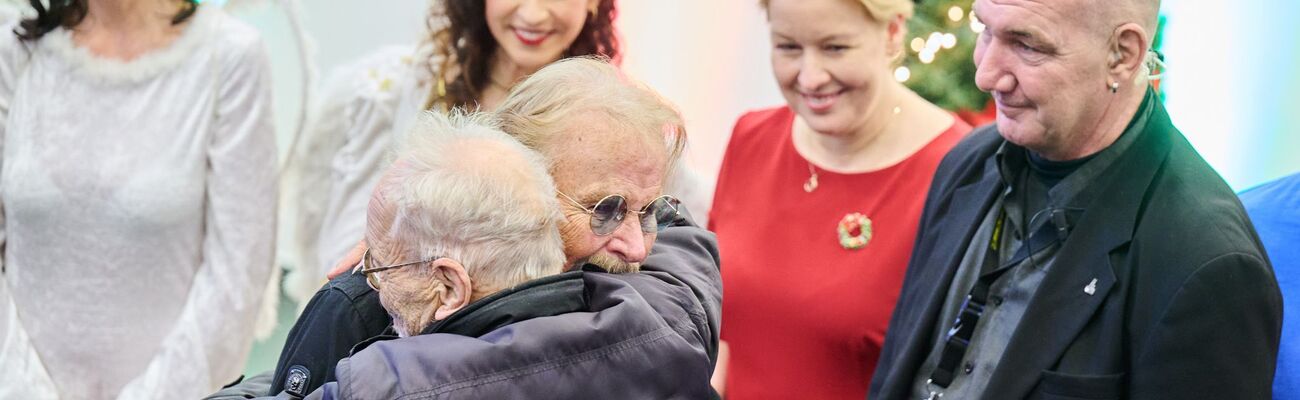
[760,0,914,23]
[493,57,687,174]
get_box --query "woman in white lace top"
[0,1,277,398]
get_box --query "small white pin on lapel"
[1084,278,1098,296]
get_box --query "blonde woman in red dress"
[709,0,972,398]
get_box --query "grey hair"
[366,110,565,328]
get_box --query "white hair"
[366,110,565,310]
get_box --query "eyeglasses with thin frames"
[356,248,442,291]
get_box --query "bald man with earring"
[869,1,1282,399]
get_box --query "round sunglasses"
[557,191,680,236]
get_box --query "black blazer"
[869,101,1282,400]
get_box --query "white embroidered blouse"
[0,6,277,399]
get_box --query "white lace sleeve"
[284,45,416,302]
[115,20,278,399]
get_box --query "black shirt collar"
[996,87,1156,209]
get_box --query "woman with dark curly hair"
[425,0,618,111]
[287,0,624,298]
[0,0,277,398]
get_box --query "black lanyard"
[927,207,1069,389]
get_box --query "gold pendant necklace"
[799,105,902,194]
[803,163,819,193]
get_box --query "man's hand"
[327,241,367,279]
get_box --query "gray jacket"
[309,270,715,399]
[244,215,721,400]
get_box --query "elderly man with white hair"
[205,58,719,399]
[253,109,713,399]
[869,0,1281,399]
[359,111,567,339]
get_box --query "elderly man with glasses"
[206,58,720,399]
[219,109,712,399]
[356,111,570,341]
[286,109,709,399]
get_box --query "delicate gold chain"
[803,163,820,193]
[801,105,901,193]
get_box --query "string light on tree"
[919,51,936,64]
[948,6,964,22]
[942,33,958,49]
[895,66,912,82]
[970,11,986,33]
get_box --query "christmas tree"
[901,0,988,113]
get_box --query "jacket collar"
[351,271,588,354]
[981,91,1175,398]
[877,146,1005,400]
[880,90,1177,400]
[421,271,588,337]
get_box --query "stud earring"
[1109,81,1119,93]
